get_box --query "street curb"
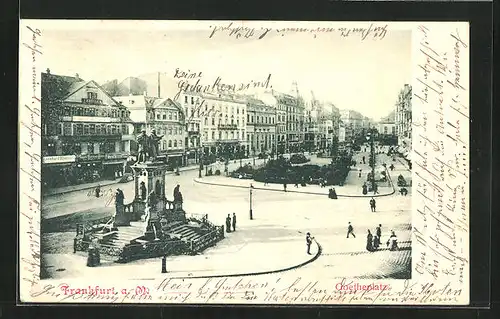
[169,240,323,279]
[45,166,200,197]
[194,175,396,198]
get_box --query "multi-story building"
[395,84,412,154]
[304,100,322,151]
[378,111,396,136]
[41,70,134,189]
[196,93,247,159]
[113,94,187,167]
[339,109,365,143]
[273,91,305,153]
[176,92,203,164]
[245,97,276,156]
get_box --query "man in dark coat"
[306,232,314,255]
[376,224,382,238]
[226,214,231,233]
[232,213,237,231]
[370,197,376,212]
[347,222,355,238]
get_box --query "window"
[63,122,71,135]
[237,119,239,126]
[168,140,172,148]
[219,132,222,139]
[204,118,208,126]
[212,132,215,140]
[173,112,178,120]
[185,96,188,103]
[179,139,182,146]
[168,126,172,135]
[89,124,96,135]
[111,125,117,134]
[237,108,239,114]
[87,142,95,154]
[174,140,177,147]
[251,116,254,123]
[247,114,250,122]
[122,125,128,134]
[156,114,160,120]
[163,113,167,120]
[212,118,215,125]
[191,97,194,105]
[83,124,90,135]
[168,112,172,120]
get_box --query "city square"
[36,23,414,284]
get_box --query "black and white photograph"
[19,20,470,305]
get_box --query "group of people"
[225,213,237,233]
[347,223,399,252]
[367,225,399,252]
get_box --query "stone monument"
[126,130,186,238]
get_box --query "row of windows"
[246,114,275,124]
[151,111,180,121]
[184,99,246,116]
[203,131,245,141]
[56,123,130,136]
[147,125,184,136]
[43,141,126,156]
[59,105,130,118]
[160,140,183,150]
[203,117,245,127]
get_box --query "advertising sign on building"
[42,155,77,164]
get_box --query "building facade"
[246,97,276,155]
[41,70,134,189]
[113,94,187,167]
[273,92,305,153]
[395,84,412,154]
[195,93,248,159]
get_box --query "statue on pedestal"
[136,129,164,163]
[137,130,149,163]
[148,129,164,162]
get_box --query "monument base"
[114,205,131,226]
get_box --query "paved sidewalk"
[42,227,321,280]
[44,164,201,197]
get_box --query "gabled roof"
[62,79,124,108]
[41,72,85,103]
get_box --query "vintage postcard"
[18,20,469,305]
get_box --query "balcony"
[217,124,238,130]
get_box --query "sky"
[38,21,412,120]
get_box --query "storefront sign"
[72,116,121,123]
[42,155,76,164]
[105,153,128,160]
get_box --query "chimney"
[46,68,51,74]
[157,72,161,98]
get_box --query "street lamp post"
[249,184,254,220]
[198,148,203,178]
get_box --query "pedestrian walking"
[232,213,237,231]
[306,232,315,255]
[225,214,231,233]
[347,222,356,238]
[370,197,376,212]
[140,181,147,200]
[95,184,101,198]
[283,182,287,192]
[376,224,382,238]
[366,230,373,252]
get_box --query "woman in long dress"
[366,230,373,252]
